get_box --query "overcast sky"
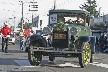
[0,0,106,27]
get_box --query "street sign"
[29,1,38,12]
[50,14,57,24]
[29,9,38,11]
[30,1,37,3]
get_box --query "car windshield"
[58,13,85,24]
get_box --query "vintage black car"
[28,9,96,68]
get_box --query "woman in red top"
[23,22,31,51]
[24,28,31,37]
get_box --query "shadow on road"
[40,60,80,68]
[0,58,30,66]
[0,49,27,53]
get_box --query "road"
[0,42,108,72]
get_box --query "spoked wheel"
[28,42,42,66]
[78,42,91,68]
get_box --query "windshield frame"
[49,12,86,26]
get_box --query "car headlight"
[70,27,77,35]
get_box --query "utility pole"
[53,0,56,10]
[14,17,16,30]
[98,7,102,17]
[32,14,33,26]
[26,18,29,24]
[19,1,24,29]
[22,1,24,29]
[29,0,38,27]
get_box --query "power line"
[0,1,29,6]
[56,0,73,7]
[0,1,30,14]
[0,0,74,24]
[37,0,74,16]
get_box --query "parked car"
[9,34,16,45]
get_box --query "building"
[33,15,49,29]
[90,14,108,38]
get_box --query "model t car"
[28,9,95,68]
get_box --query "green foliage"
[55,22,66,32]
[17,18,24,28]
[79,0,98,17]
[56,22,66,29]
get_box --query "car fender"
[30,34,47,47]
[78,36,90,42]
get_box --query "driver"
[77,15,84,24]
[66,19,73,24]
[68,19,72,23]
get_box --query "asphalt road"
[0,41,108,72]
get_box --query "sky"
[0,0,107,27]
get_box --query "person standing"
[1,22,11,53]
[23,27,31,52]
[19,29,24,50]
[95,37,99,53]
[22,22,31,51]
[0,29,2,45]
[98,34,105,53]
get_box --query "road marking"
[14,60,40,67]
[14,60,80,68]
[90,62,108,68]
[58,62,80,67]
[14,60,108,68]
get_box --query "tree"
[79,0,98,17]
[17,18,24,28]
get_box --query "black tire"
[78,42,91,68]
[28,41,42,66]
[90,54,94,63]
[25,47,28,52]
[49,55,55,61]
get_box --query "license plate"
[54,33,66,39]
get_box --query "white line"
[14,60,80,68]
[14,60,40,67]
[58,62,80,67]
[14,60,108,68]
[22,66,40,67]
[90,62,108,69]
